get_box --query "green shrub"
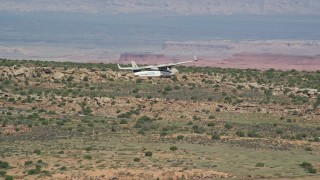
[24,161,33,166]
[304,147,312,151]
[34,149,41,155]
[136,78,142,83]
[0,170,6,176]
[236,131,245,137]
[58,150,64,154]
[207,122,216,127]
[247,130,260,137]
[83,155,92,160]
[28,167,41,175]
[160,131,168,137]
[120,119,128,124]
[4,175,14,180]
[85,146,93,152]
[212,134,220,140]
[133,158,140,162]
[275,129,284,134]
[300,161,317,173]
[145,151,153,157]
[170,146,178,151]
[224,123,233,130]
[0,161,9,169]
[177,135,184,140]
[255,162,265,167]
[82,76,89,81]
[8,98,15,102]
[164,86,173,92]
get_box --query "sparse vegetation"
[0,59,320,179]
[145,151,153,157]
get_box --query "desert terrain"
[0,58,319,179]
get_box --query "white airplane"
[117,56,198,77]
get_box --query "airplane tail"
[117,61,139,70]
[131,61,138,68]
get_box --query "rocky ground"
[0,59,319,179]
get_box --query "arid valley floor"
[0,59,320,179]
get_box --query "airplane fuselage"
[134,70,174,77]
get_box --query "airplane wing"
[117,64,136,70]
[154,55,198,68]
[117,64,155,70]
[117,56,198,70]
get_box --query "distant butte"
[117,53,320,72]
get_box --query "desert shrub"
[236,131,245,137]
[255,162,265,167]
[192,125,206,134]
[275,129,284,134]
[224,123,233,130]
[82,107,92,115]
[60,166,67,171]
[212,134,220,140]
[300,161,317,173]
[56,121,64,126]
[24,161,33,166]
[132,88,139,93]
[145,151,153,157]
[82,76,88,81]
[0,161,9,169]
[0,170,6,176]
[120,119,128,124]
[28,165,41,175]
[8,98,15,102]
[304,147,312,151]
[182,75,188,80]
[170,146,178,151]
[136,78,142,83]
[164,86,172,92]
[4,175,13,180]
[58,151,64,154]
[67,76,74,82]
[177,135,184,140]
[135,94,141,98]
[85,146,94,152]
[117,112,131,118]
[295,133,307,140]
[207,122,216,127]
[247,130,260,137]
[133,158,140,162]
[192,115,201,121]
[134,116,155,131]
[83,155,92,160]
[160,131,168,136]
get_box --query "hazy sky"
[0,0,320,15]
